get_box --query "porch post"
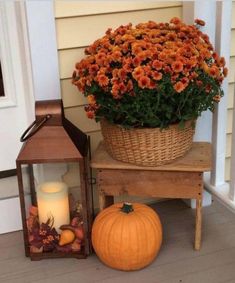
[199,1,234,211]
[229,107,235,200]
[183,0,217,207]
[211,1,232,188]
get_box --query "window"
[0,62,5,97]
[0,3,17,107]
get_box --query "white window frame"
[0,2,17,108]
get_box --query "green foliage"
[86,70,223,129]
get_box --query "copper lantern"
[16,100,93,260]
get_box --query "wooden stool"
[91,142,212,250]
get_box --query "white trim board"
[25,1,61,101]
[0,195,31,234]
[204,175,235,214]
[211,0,232,187]
[0,2,34,172]
[0,3,17,108]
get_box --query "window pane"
[0,62,5,97]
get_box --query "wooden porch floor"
[1,199,235,283]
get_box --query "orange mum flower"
[213,95,221,102]
[118,82,126,94]
[149,80,156,89]
[208,66,219,78]
[137,51,149,61]
[123,63,132,73]
[138,76,151,89]
[194,19,205,26]
[132,66,145,80]
[111,84,120,99]
[200,48,211,60]
[181,77,189,84]
[111,50,122,62]
[95,52,106,65]
[219,57,226,67]
[97,74,109,87]
[170,17,182,25]
[171,74,179,83]
[212,52,219,62]
[152,60,163,70]
[158,52,168,61]
[172,61,184,73]
[118,69,127,81]
[152,71,162,81]
[87,95,96,105]
[126,80,133,92]
[132,56,142,67]
[164,66,172,74]
[86,110,95,119]
[132,46,142,56]
[223,67,228,77]
[75,77,86,92]
[189,71,198,80]
[89,64,99,75]
[166,32,177,41]
[206,85,212,93]
[174,81,185,93]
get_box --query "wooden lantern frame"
[16,99,93,260]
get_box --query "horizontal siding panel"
[226,133,232,157]
[59,48,85,79]
[56,7,182,49]
[233,2,235,28]
[61,79,87,108]
[231,29,235,56]
[229,57,235,83]
[55,1,182,18]
[227,109,233,134]
[228,83,235,109]
[225,157,230,181]
[64,106,100,133]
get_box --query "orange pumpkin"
[92,202,162,271]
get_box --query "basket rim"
[100,119,195,132]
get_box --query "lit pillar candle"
[36,182,70,232]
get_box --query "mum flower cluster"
[72,17,227,128]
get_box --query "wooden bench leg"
[195,199,202,250]
[99,193,114,211]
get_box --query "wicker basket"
[100,119,195,166]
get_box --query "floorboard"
[1,199,235,283]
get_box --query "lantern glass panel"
[19,161,90,259]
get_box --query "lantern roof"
[16,100,88,164]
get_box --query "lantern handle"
[20,114,51,142]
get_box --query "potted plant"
[72,17,227,166]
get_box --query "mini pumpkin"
[92,202,162,271]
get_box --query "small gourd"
[92,202,163,271]
[59,229,75,246]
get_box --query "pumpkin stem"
[121,202,133,214]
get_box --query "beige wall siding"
[56,7,182,49]
[228,83,234,109]
[225,1,235,181]
[55,1,182,18]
